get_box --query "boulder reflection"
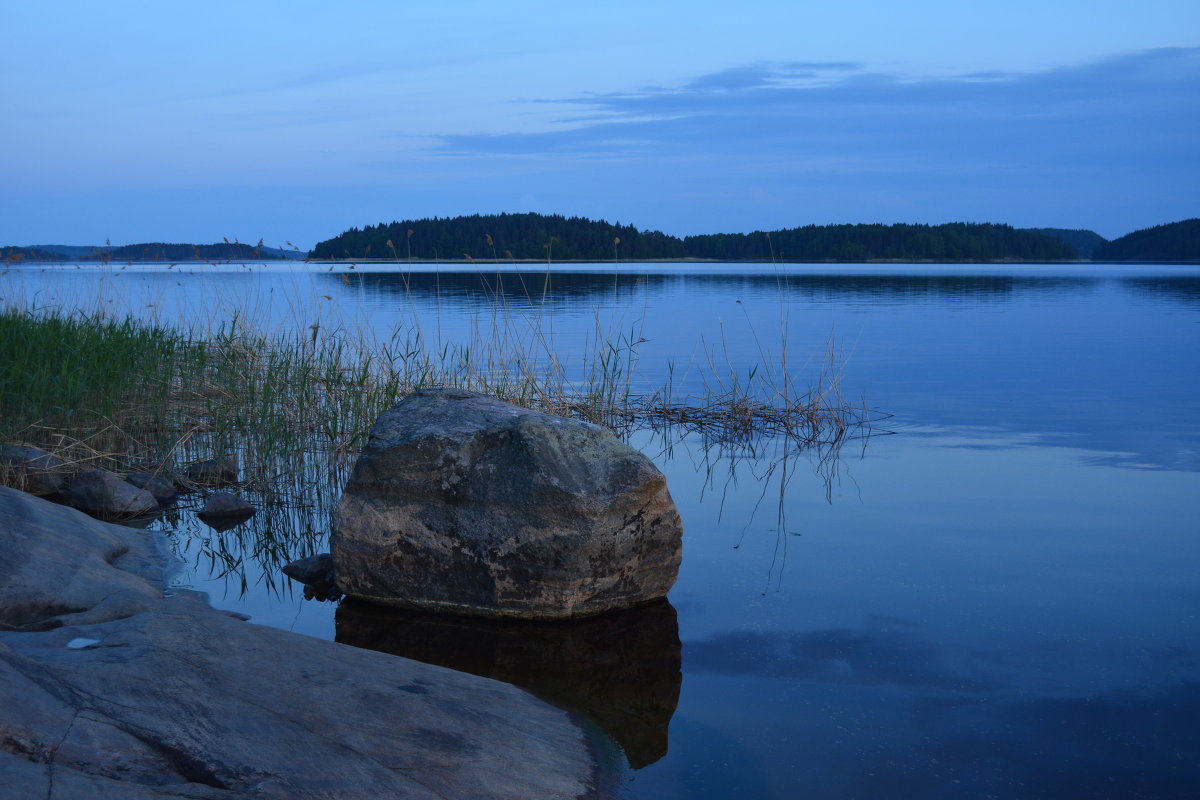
[335,597,681,768]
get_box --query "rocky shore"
[0,486,602,798]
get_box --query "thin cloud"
[434,47,1200,162]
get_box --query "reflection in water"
[335,597,682,769]
[1120,275,1200,304]
[327,269,1103,310]
[159,496,329,598]
[648,422,881,591]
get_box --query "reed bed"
[1,271,880,592]
[0,300,872,502]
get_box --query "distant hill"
[2,242,305,263]
[1093,219,1200,262]
[92,242,295,262]
[683,223,1077,262]
[312,213,1080,262]
[259,245,308,260]
[311,213,685,262]
[1021,228,1107,259]
[28,244,96,259]
[2,247,62,263]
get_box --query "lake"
[4,261,1199,798]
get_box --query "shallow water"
[5,262,1199,797]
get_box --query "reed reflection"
[335,597,682,769]
[328,269,1102,310]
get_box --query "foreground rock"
[332,389,683,619]
[67,468,159,519]
[0,487,600,799]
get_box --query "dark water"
[5,263,1199,798]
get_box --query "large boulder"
[331,388,683,619]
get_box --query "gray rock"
[283,553,340,600]
[0,486,602,798]
[331,388,683,620]
[126,472,180,505]
[282,553,335,585]
[0,487,164,632]
[67,469,159,519]
[183,456,238,487]
[198,491,255,519]
[1,444,66,497]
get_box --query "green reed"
[1,282,870,512]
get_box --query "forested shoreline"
[310,214,1080,262]
[6,215,1198,264]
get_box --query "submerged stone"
[331,388,683,619]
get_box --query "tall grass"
[1,266,878,593]
[1,292,869,494]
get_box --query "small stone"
[285,554,342,601]
[67,470,159,519]
[66,638,102,649]
[184,456,238,487]
[282,553,335,585]
[125,473,179,506]
[198,491,255,519]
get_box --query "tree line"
[8,216,1196,265]
[2,242,292,263]
[310,213,686,262]
[310,214,1080,262]
[1092,219,1199,262]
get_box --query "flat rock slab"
[0,487,600,799]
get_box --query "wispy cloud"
[419,47,1197,236]
[435,47,1200,165]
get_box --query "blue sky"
[4,1,1197,248]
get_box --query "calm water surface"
[5,262,1198,798]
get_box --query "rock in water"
[125,472,179,506]
[1,445,66,497]
[183,456,238,487]
[199,491,255,519]
[67,470,158,519]
[331,389,683,619]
